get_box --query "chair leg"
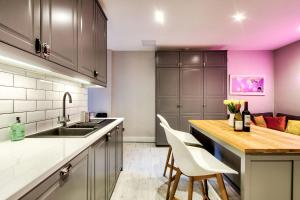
[169,170,181,200]
[163,146,172,177]
[188,177,194,200]
[166,155,174,200]
[200,180,210,200]
[216,174,228,200]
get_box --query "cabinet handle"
[35,38,41,53]
[176,105,182,108]
[107,132,111,137]
[93,70,99,77]
[42,43,51,57]
[116,126,119,130]
[60,164,72,181]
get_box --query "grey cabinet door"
[0,0,40,54]
[180,52,203,68]
[78,0,95,77]
[180,68,204,132]
[204,51,227,67]
[94,138,106,200]
[95,3,107,84]
[116,123,123,178]
[156,51,179,68]
[107,129,116,198]
[21,150,89,200]
[204,67,227,119]
[41,0,77,70]
[156,68,180,145]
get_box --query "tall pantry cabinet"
[155,51,227,146]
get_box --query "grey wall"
[274,40,300,115]
[88,50,112,116]
[111,51,155,142]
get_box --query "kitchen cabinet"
[0,0,40,54]
[93,138,106,200]
[78,0,95,78]
[94,2,107,84]
[21,122,124,200]
[107,129,117,199]
[41,0,78,70]
[116,124,123,178]
[20,149,89,200]
[155,50,227,145]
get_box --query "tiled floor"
[111,143,240,200]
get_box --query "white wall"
[111,51,155,142]
[227,51,274,113]
[88,50,112,116]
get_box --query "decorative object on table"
[233,105,243,131]
[9,117,25,141]
[242,101,251,132]
[224,99,245,127]
[230,75,265,96]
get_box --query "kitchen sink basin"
[26,119,116,138]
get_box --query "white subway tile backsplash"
[14,75,36,89]
[27,89,45,100]
[0,72,13,86]
[0,113,26,128]
[46,91,60,100]
[0,70,87,141]
[53,101,62,109]
[53,82,65,92]
[0,100,13,113]
[37,120,53,132]
[25,123,37,136]
[27,111,45,123]
[37,80,53,90]
[46,109,60,120]
[0,86,26,100]
[37,101,52,110]
[14,100,36,112]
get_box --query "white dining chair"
[160,123,238,200]
[157,114,202,177]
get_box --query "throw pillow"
[286,120,300,135]
[264,116,286,132]
[254,116,267,128]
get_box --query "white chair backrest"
[157,114,171,129]
[160,123,203,176]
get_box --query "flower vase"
[228,113,235,127]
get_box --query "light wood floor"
[111,143,240,200]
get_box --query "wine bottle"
[234,111,243,131]
[242,101,251,132]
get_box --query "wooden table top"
[189,120,300,154]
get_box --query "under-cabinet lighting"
[39,79,53,84]
[73,78,90,85]
[0,55,51,73]
[88,85,104,88]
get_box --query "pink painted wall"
[274,40,300,115]
[227,51,274,113]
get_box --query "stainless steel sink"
[26,127,96,138]
[26,119,116,138]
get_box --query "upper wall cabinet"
[78,0,95,78]
[95,2,107,84]
[204,51,227,67]
[0,0,40,55]
[156,51,180,68]
[41,0,78,71]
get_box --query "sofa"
[251,112,300,135]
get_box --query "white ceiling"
[101,0,300,51]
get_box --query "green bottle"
[10,117,25,141]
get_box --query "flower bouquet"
[224,99,245,126]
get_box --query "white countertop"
[0,118,124,200]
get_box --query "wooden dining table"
[189,120,300,200]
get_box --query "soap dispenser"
[10,117,25,141]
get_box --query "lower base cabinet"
[21,122,124,200]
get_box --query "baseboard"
[123,136,155,143]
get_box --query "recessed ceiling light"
[298,26,300,32]
[232,12,246,23]
[154,9,165,24]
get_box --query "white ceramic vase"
[228,113,235,127]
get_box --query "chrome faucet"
[58,92,72,127]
